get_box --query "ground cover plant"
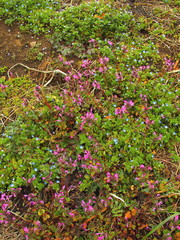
[0,0,180,239]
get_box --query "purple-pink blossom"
[81,199,95,212]
[145,117,154,125]
[23,227,29,233]
[108,40,113,45]
[2,203,9,211]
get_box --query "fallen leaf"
[125,211,132,219]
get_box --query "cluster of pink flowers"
[95,233,108,240]
[34,85,41,100]
[0,83,8,91]
[115,100,134,117]
[116,72,123,80]
[79,110,97,130]
[81,198,96,212]
[81,59,92,68]
[145,117,154,125]
[106,172,119,183]
[164,57,174,71]
[153,132,163,140]
[131,65,150,78]
[53,144,65,156]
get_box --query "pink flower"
[81,200,95,212]
[23,227,29,233]
[157,134,162,140]
[34,220,41,226]
[2,203,9,211]
[65,75,71,81]
[116,72,123,80]
[69,212,75,217]
[115,105,127,115]
[121,45,128,53]
[89,38,96,43]
[81,59,92,68]
[145,117,154,125]
[98,237,105,240]
[124,100,134,107]
[92,80,101,89]
[73,72,82,79]
[84,150,92,160]
[174,215,179,222]
[0,84,8,91]
[114,173,119,181]
[121,105,127,113]
[58,55,64,61]
[108,40,113,45]
[140,164,145,169]
[58,222,65,228]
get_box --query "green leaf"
[142,212,180,240]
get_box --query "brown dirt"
[0,20,54,77]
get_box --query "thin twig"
[44,72,55,87]
[8,210,27,221]
[154,157,178,167]
[0,114,14,122]
[168,69,180,74]
[7,63,67,82]
[109,193,127,206]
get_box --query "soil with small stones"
[0,20,54,77]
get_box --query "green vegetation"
[0,0,179,239]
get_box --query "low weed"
[0,0,179,239]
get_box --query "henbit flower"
[84,150,93,160]
[58,222,65,228]
[58,55,64,62]
[0,84,8,91]
[174,215,179,222]
[132,68,139,78]
[106,172,119,183]
[22,98,28,107]
[81,59,92,68]
[124,100,134,107]
[34,220,41,226]
[115,105,128,116]
[108,40,113,45]
[96,233,108,240]
[81,200,95,212]
[98,66,107,73]
[116,72,123,80]
[145,117,154,125]
[164,57,174,71]
[69,212,75,217]
[65,75,71,81]
[156,201,163,207]
[92,80,101,89]
[2,203,9,211]
[147,180,158,189]
[89,38,96,43]
[121,105,128,114]
[0,193,8,201]
[73,72,82,79]
[97,237,105,240]
[23,227,29,233]
[121,45,128,53]
[140,164,145,169]
[64,60,74,66]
